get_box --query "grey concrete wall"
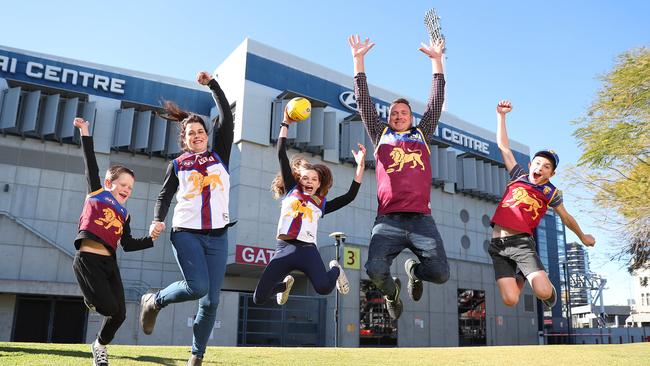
[0,294,16,341]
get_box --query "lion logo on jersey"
[386,147,425,173]
[286,200,314,223]
[94,208,124,235]
[184,171,225,199]
[502,187,543,220]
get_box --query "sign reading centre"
[235,244,275,266]
[0,55,125,94]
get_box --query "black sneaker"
[91,339,109,366]
[140,292,161,335]
[384,277,403,320]
[542,285,557,308]
[405,259,423,302]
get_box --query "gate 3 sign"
[235,244,275,266]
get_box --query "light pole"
[563,261,573,344]
[328,231,346,347]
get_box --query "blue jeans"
[365,214,449,299]
[253,239,340,304]
[155,230,228,357]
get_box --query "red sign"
[235,244,275,266]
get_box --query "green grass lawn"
[1,342,649,365]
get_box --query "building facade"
[566,241,591,306]
[1,39,554,347]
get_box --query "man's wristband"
[281,122,289,128]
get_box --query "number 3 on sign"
[343,246,360,270]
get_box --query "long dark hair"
[270,156,333,199]
[161,101,208,152]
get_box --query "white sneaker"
[91,339,109,366]
[329,260,350,294]
[277,275,294,305]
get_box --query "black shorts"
[488,233,545,280]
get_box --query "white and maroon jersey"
[375,127,432,215]
[172,151,230,230]
[276,188,326,244]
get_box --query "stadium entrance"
[359,280,397,347]
[458,289,486,346]
[237,293,326,346]
[12,295,87,343]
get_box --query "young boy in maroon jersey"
[489,100,595,308]
[71,118,163,366]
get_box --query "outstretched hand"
[283,106,297,123]
[581,234,596,247]
[496,100,512,114]
[348,34,375,58]
[418,39,445,59]
[352,143,366,166]
[197,71,213,86]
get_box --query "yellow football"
[286,97,311,121]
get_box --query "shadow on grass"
[0,345,188,365]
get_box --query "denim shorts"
[488,233,545,279]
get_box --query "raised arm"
[554,203,596,247]
[349,35,384,145]
[416,39,446,143]
[495,100,517,172]
[278,108,297,192]
[197,71,234,167]
[323,143,366,215]
[74,118,102,193]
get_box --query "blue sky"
[3,0,648,305]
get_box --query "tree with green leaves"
[572,47,649,272]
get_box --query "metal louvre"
[340,119,366,162]
[323,111,337,150]
[57,97,78,139]
[133,110,152,150]
[113,108,134,148]
[437,147,448,181]
[0,86,21,129]
[483,162,493,198]
[149,115,167,153]
[19,90,41,133]
[295,115,311,144]
[462,157,477,190]
[308,107,324,147]
[165,120,181,156]
[39,93,60,136]
[475,160,485,194]
[498,167,508,196]
[446,150,457,184]
[491,165,500,197]
[430,145,440,181]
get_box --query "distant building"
[626,268,650,327]
[572,305,630,328]
[566,242,591,306]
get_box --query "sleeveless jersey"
[78,188,128,251]
[492,171,560,234]
[277,188,326,244]
[375,127,432,215]
[173,151,230,230]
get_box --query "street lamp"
[328,231,346,347]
